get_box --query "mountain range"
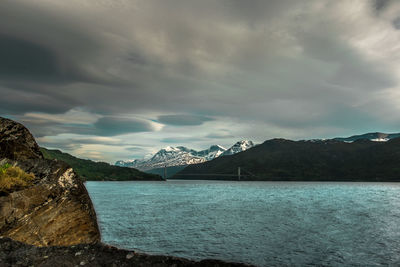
[115,132,400,179]
[173,132,400,181]
[115,140,255,172]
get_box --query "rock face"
[0,117,43,160]
[0,117,100,246]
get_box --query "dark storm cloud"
[1,0,400,162]
[0,34,63,81]
[393,17,400,29]
[0,86,79,115]
[1,0,397,121]
[158,115,213,126]
[374,0,391,12]
[93,117,157,136]
[0,0,120,91]
[0,34,109,86]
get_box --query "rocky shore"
[0,117,253,267]
[0,237,253,267]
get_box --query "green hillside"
[40,148,163,181]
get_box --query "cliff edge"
[0,117,100,246]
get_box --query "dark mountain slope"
[173,138,400,181]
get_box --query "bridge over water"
[167,167,260,180]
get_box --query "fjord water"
[86,180,400,266]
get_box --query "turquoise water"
[85,180,400,266]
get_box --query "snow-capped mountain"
[195,145,226,160]
[116,145,226,170]
[221,140,255,156]
[116,141,254,171]
[334,132,400,143]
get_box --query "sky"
[1,0,400,163]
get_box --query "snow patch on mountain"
[334,132,400,143]
[221,140,255,156]
[370,138,389,142]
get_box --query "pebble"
[126,252,134,259]
[80,261,85,266]
[75,251,82,256]
[43,255,49,259]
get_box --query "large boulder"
[0,117,100,246]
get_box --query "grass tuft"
[0,164,35,195]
